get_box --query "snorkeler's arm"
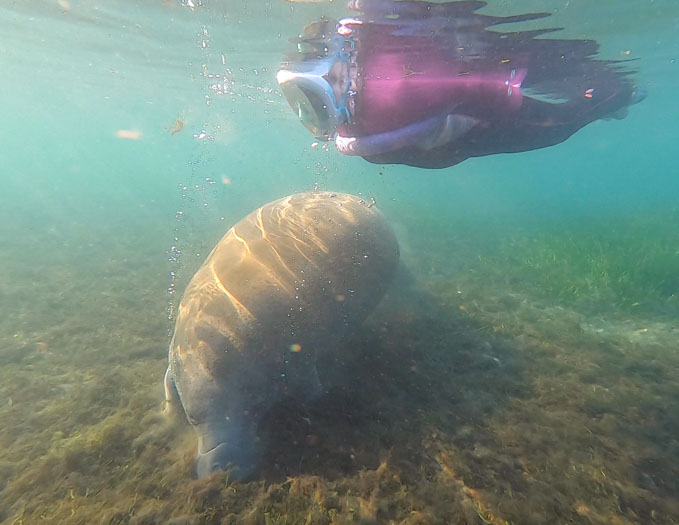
[336,113,479,157]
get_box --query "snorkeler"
[277,0,645,169]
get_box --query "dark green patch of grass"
[489,210,679,317]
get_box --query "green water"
[1,1,678,523]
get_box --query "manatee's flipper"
[300,365,323,402]
[285,354,323,402]
[163,366,180,416]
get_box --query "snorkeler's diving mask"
[276,21,356,142]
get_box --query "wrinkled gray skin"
[165,192,399,479]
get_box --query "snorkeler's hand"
[418,114,479,150]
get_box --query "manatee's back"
[170,191,399,405]
[206,191,399,354]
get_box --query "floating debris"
[115,129,142,140]
[169,118,185,136]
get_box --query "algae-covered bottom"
[1,210,678,525]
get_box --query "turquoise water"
[1,1,678,523]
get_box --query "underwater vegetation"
[415,206,679,319]
[0,207,678,524]
[494,213,679,317]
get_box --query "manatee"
[164,191,399,479]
